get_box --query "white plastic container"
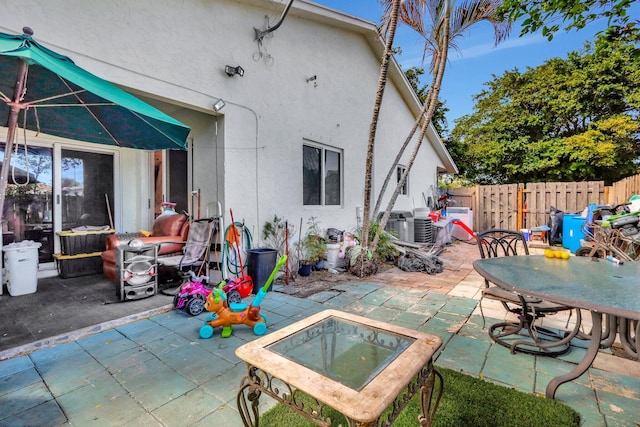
[3,241,41,296]
[413,207,430,219]
[325,243,344,269]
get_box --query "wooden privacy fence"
[448,176,640,233]
[451,182,605,232]
[609,174,640,206]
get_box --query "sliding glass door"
[1,143,114,265]
[61,149,114,230]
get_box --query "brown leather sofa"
[101,213,190,282]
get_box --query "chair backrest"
[477,229,529,259]
[151,213,188,237]
[181,218,216,265]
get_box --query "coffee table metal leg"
[546,311,602,399]
[237,362,443,426]
[237,366,262,427]
[418,368,443,427]
[237,364,333,427]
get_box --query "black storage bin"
[58,230,115,255]
[247,248,278,293]
[54,252,103,278]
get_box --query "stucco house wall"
[0,0,455,253]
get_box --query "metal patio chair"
[477,229,582,356]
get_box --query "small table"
[235,309,443,426]
[473,255,640,399]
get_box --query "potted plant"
[297,217,327,275]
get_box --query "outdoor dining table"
[473,255,640,399]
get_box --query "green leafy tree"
[497,0,639,40]
[449,35,640,184]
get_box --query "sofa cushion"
[152,214,187,237]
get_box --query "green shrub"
[352,221,399,262]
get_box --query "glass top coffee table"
[235,309,443,426]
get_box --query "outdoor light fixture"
[213,99,226,112]
[306,75,318,88]
[225,65,245,77]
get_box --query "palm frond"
[450,0,512,45]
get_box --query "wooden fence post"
[517,186,523,230]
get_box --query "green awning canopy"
[0,30,190,150]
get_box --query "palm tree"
[367,0,512,254]
[358,0,403,277]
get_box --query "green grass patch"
[260,366,580,426]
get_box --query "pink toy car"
[174,271,253,316]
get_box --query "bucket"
[520,229,531,241]
[298,263,312,276]
[325,243,343,269]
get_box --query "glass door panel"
[61,150,114,230]
[0,144,54,263]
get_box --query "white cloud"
[397,33,546,68]
[450,34,546,61]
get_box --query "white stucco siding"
[0,0,455,245]
[375,88,445,214]
[239,17,386,237]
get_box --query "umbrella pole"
[0,60,28,287]
[0,60,28,225]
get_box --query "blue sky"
[312,1,632,128]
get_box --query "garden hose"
[222,222,253,278]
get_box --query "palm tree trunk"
[372,17,450,249]
[372,86,433,219]
[361,0,402,251]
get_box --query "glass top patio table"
[474,254,640,399]
[235,309,442,425]
[267,315,415,391]
[473,255,640,321]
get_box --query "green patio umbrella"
[0,27,191,220]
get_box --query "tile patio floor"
[1,241,639,426]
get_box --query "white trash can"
[3,240,41,296]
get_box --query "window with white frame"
[397,165,408,195]
[303,143,342,206]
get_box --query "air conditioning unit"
[414,217,434,243]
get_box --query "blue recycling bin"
[562,214,586,254]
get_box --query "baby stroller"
[158,217,217,292]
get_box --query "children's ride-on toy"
[173,271,212,316]
[223,276,254,304]
[174,271,254,316]
[199,255,286,339]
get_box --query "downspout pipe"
[254,0,295,42]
